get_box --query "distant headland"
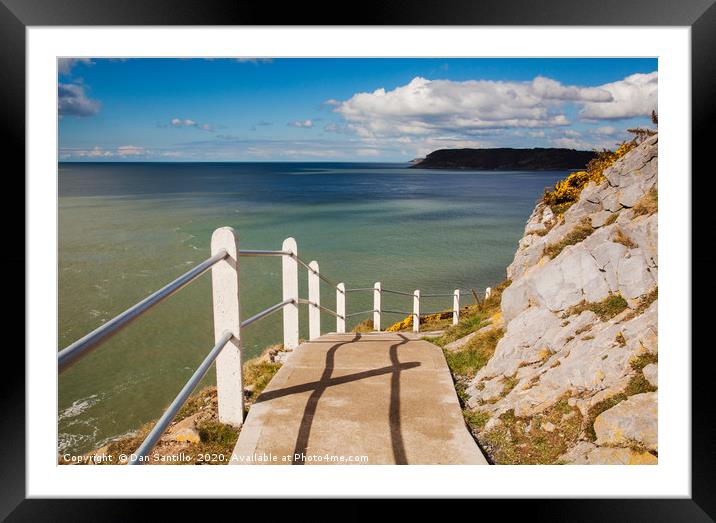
[411,148,597,170]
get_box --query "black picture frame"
[3,0,712,519]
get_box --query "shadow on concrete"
[389,334,410,464]
[253,332,420,465]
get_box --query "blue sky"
[58,58,658,162]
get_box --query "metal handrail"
[131,296,296,464]
[130,330,234,464]
[345,309,377,318]
[57,249,229,373]
[291,253,344,293]
[381,288,415,297]
[297,298,344,319]
[58,228,487,463]
[347,287,481,296]
[241,298,295,328]
[239,249,292,257]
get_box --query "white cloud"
[169,118,214,132]
[356,148,380,157]
[580,72,658,120]
[116,145,146,156]
[596,126,616,134]
[332,76,615,139]
[58,83,101,117]
[58,58,94,75]
[236,58,274,64]
[288,119,314,128]
[64,145,147,158]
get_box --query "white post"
[485,287,492,301]
[373,282,381,331]
[308,261,320,340]
[413,289,420,333]
[210,227,244,427]
[453,289,460,326]
[282,238,299,350]
[336,283,346,333]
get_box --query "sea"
[58,162,567,454]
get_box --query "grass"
[563,293,629,322]
[632,187,658,217]
[443,328,504,381]
[616,332,626,347]
[543,218,595,259]
[622,287,658,321]
[433,312,485,346]
[604,212,619,226]
[64,347,285,466]
[481,397,583,464]
[612,228,637,249]
[242,357,282,404]
[630,352,658,372]
[352,318,374,333]
[501,375,520,397]
[463,409,490,432]
[584,372,657,442]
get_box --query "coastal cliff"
[411,147,596,170]
[394,135,659,464]
[463,134,658,464]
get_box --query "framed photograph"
[5,0,712,517]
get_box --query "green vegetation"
[543,218,595,259]
[197,420,240,449]
[65,346,285,466]
[433,312,485,346]
[481,397,583,464]
[623,287,658,322]
[584,371,657,442]
[242,355,282,404]
[563,293,628,322]
[443,328,504,380]
[542,140,638,215]
[501,375,520,396]
[463,408,490,432]
[630,352,658,372]
[352,318,375,333]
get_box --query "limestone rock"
[468,136,658,463]
[642,363,658,388]
[594,392,657,450]
[560,442,657,465]
[541,421,555,432]
[444,332,477,352]
[164,413,202,444]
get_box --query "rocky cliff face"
[465,135,658,464]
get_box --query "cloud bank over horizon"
[58,59,658,161]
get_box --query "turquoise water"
[58,162,566,454]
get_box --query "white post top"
[282,237,297,255]
[210,226,244,427]
[282,237,299,351]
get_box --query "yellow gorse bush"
[543,140,637,214]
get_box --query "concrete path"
[231,332,488,465]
